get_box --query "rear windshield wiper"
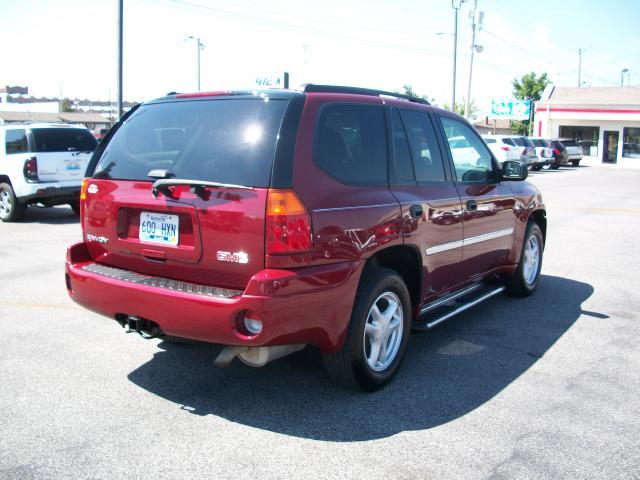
[151,178,253,199]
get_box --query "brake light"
[553,148,561,155]
[266,189,312,254]
[500,146,510,151]
[23,157,38,181]
[80,177,90,201]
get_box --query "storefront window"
[622,128,640,158]
[559,126,600,155]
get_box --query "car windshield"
[31,128,97,152]
[94,98,288,187]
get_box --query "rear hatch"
[83,95,290,290]
[31,127,97,182]
[561,139,582,155]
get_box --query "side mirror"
[501,160,528,181]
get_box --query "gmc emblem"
[216,251,249,264]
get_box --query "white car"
[0,123,97,222]
[529,137,554,170]
[481,134,521,163]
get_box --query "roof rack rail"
[303,84,430,105]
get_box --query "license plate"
[139,212,179,246]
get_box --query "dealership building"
[534,85,640,167]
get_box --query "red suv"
[66,85,546,390]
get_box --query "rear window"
[531,139,543,147]
[314,104,387,185]
[511,137,525,146]
[32,128,97,153]
[483,138,496,144]
[520,137,534,147]
[94,98,288,187]
[502,138,516,146]
[562,139,578,147]
[551,141,565,149]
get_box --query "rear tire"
[551,163,560,170]
[504,222,543,297]
[69,201,81,215]
[0,183,26,222]
[571,160,580,167]
[323,267,411,391]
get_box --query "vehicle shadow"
[19,206,79,225]
[127,275,598,441]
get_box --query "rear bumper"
[65,242,362,352]
[17,182,80,205]
[567,153,583,160]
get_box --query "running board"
[413,285,506,331]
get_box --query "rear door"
[83,96,290,290]
[387,107,464,298]
[30,127,97,182]
[437,115,517,279]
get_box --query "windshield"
[94,98,288,187]
[31,128,97,152]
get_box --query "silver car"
[559,138,583,166]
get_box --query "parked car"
[529,137,554,170]
[0,123,98,221]
[481,134,521,163]
[559,138,583,166]
[547,139,570,169]
[510,136,541,169]
[65,85,547,391]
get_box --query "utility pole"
[578,48,583,87]
[117,0,123,119]
[451,0,467,113]
[464,0,480,119]
[186,36,205,91]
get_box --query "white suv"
[481,134,521,163]
[0,123,97,221]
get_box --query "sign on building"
[255,72,289,89]
[490,99,531,121]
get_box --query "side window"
[440,117,494,183]
[502,138,515,146]
[315,104,387,185]
[5,129,29,154]
[390,109,415,183]
[399,110,446,183]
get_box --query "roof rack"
[303,84,430,105]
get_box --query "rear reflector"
[23,157,38,181]
[80,178,90,201]
[266,189,312,254]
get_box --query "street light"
[451,0,468,113]
[464,0,484,119]
[186,36,205,91]
[621,68,629,87]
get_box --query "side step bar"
[413,285,505,331]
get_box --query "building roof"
[540,86,640,106]
[473,118,512,129]
[0,110,109,124]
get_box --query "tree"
[512,72,550,135]
[60,98,75,112]
[395,84,434,103]
[442,99,478,118]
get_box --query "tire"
[504,222,543,297]
[551,163,560,170]
[571,160,580,167]
[69,201,81,215]
[0,183,26,222]
[531,164,542,171]
[322,267,411,391]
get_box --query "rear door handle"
[466,200,478,212]
[409,205,423,219]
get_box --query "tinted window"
[5,129,29,154]
[440,116,494,183]
[520,137,534,147]
[551,141,565,150]
[31,128,97,153]
[95,98,288,187]
[562,139,578,147]
[531,139,543,147]
[400,110,445,183]
[483,138,496,144]
[391,109,415,183]
[502,138,515,146]
[315,104,387,185]
[511,137,525,146]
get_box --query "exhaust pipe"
[214,344,305,368]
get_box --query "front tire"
[0,183,26,222]
[323,267,411,391]
[504,222,543,297]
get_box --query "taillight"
[266,189,312,254]
[521,148,527,155]
[500,146,510,151]
[553,148,561,155]
[23,157,38,181]
[80,178,90,201]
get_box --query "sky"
[1,0,639,116]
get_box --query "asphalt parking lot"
[1,165,639,479]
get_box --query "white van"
[0,123,98,221]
